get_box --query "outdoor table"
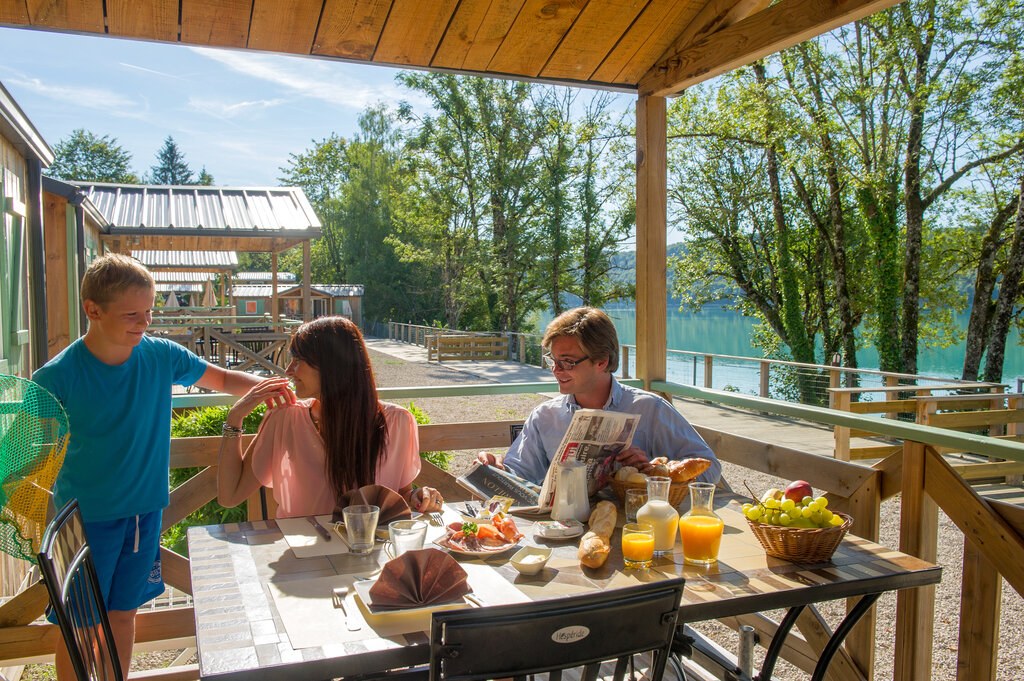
[187,493,940,681]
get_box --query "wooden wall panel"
[591,0,702,84]
[541,0,645,80]
[181,0,251,48]
[106,0,179,42]
[488,0,587,76]
[432,0,523,71]
[374,0,459,65]
[248,0,321,54]
[25,0,103,32]
[314,0,392,60]
[0,0,29,24]
[42,192,71,358]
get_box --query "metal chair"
[37,499,124,681]
[428,577,686,681]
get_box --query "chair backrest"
[37,500,124,681]
[429,577,686,681]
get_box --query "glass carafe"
[679,482,724,565]
[636,476,678,555]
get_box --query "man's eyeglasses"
[542,353,591,371]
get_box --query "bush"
[406,402,452,470]
[163,405,265,555]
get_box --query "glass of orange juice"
[621,523,655,569]
[679,482,724,566]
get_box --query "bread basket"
[746,511,852,563]
[608,477,689,507]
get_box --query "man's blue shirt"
[502,378,721,484]
[32,335,208,521]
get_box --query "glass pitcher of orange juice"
[679,482,724,566]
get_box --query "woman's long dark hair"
[288,316,387,498]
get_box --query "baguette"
[577,531,611,568]
[577,501,617,568]
[666,457,712,484]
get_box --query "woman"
[217,316,443,518]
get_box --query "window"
[246,301,257,314]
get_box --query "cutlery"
[308,516,332,541]
[465,592,486,608]
[332,587,361,630]
[428,511,444,527]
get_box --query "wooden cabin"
[232,283,363,324]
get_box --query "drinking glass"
[624,488,647,523]
[621,522,655,569]
[342,505,380,554]
[388,519,428,557]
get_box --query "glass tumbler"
[388,519,428,557]
[342,504,380,554]
[621,523,655,569]
[624,488,647,523]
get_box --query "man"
[477,307,720,484]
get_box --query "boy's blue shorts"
[46,510,164,623]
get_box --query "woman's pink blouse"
[248,399,421,518]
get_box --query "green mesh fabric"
[0,375,69,564]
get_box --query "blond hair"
[81,253,154,307]
[542,307,619,373]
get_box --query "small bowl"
[510,546,552,575]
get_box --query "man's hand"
[614,446,649,468]
[475,451,505,469]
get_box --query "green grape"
[781,499,796,513]
[807,501,821,512]
[829,515,845,527]
[801,506,814,519]
[765,498,780,510]
[815,496,829,508]
[742,503,753,513]
[779,513,792,527]
[801,496,814,506]
[821,509,834,522]
[746,506,762,521]
[810,511,823,525]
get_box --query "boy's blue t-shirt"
[32,335,209,522]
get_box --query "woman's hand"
[225,377,295,429]
[409,486,444,513]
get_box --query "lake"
[534,305,1024,392]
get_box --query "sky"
[0,26,437,186]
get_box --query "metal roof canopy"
[71,183,322,253]
[234,271,298,283]
[0,0,902,97]
[137,250,240,271]
[151,271,221,283]
[232,284,363,298]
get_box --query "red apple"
[784,480,813,503]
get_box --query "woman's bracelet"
[222,423,244,438]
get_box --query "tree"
[47,129,138,183]
[197,167,215,185]
[150,136,194,185]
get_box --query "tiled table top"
[188,495,940,681]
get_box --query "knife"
[308,516,332,541]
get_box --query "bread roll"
[587,501,617,539]
[666,457,712,483]
[577,531,611,568]
[615,466,638,482]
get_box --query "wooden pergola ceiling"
[1,0,904,96]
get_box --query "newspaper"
[536,409,640,510]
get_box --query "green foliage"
[406,402,451,470]
[163,405,265,555]
[46,129,139,183]
[150,135,194,185]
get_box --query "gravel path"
[370,348,1024,681]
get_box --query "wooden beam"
[795,606,863,681]
[160,547,193,596]
[163,466,219,531]
[956,538,1001,681]
[639,0,907,96]
[302,240,311,322]
[0,582,47,627]
[635,95,667,392]
[418,420,523,451]
[894,442,938,681]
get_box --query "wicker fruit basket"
[608,477,689,507]
[746,512,853,563]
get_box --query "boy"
[32,253,292,680]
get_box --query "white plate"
[353,578,470,615]
[433,537,519,557]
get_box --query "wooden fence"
[2,382,1023,681]
[426,334,508,362]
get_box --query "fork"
[332,587,361,631]
[427,511,444,527]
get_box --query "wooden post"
[271,252,280,332]
[833,391,852,461]
[302,240,312,322]
[885,374,899,419]
[519,335,526,364]
[845,473,881,678]
[956,538,1001,681]
[894,441,938,681]
[704,354,713,389]
[759,360,769,397]
[635,95,667,393]
[622,346,631,379]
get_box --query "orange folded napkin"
[368,548,471,609]
[334,485,412,524]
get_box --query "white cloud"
[188,46,430,111]
[187,96,287,120]
[119,62,184,79]
[6,76,150,120]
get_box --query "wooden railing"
[3,382,1023,681]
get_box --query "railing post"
[956,537,1001,681]
[519,334,526,364]
[833,391,851,461]
[622,346,631,379]
[759,360,769,397]
[885,374,900,419]
[894,440,938,681]
[704,355,713,389]
[830,353,841,390]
